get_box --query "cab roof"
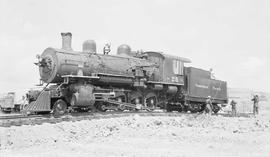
[144,51,191,63]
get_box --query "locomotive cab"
[144,51,191,85]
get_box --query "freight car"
[0,92,20,113]
[24,32,227,115]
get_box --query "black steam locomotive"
[24,32,227,115]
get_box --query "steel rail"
[0,111,187,127]
[0,111,253,128]
[0,114,45,120]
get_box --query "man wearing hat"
[205,96,213,114]
[252,95,259,115]
[230,100,237,117]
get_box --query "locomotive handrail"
[146,81,183,86]
[94,73,135,78]
[62,75,100,79]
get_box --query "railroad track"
[0,111,253,127]
[0,114,45,120]
[0,111,189,127]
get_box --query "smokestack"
[61,32,73,51]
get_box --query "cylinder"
[61,32,73,51]
[70,84,95,106]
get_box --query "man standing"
[252,95,259,115]
[103,43,111,55]
[205,96,213,114]
[230,100,237,117]
[209,68,216,79]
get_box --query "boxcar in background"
[0,92,16,113]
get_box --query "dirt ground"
[1,101,270,157]
[1,89,270,157]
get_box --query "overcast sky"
[0,0,270,97]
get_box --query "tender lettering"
[195,84,208,89]
[213,87,221,91]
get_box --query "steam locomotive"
[24,32,227,115]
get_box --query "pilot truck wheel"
[52,99,67,116]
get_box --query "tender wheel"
[52,99,67,116]
[212,104,221,114]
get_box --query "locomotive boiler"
[24,32,227,115]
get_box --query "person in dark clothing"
[205,96,213,114]
[103,43,111,55]
[252,95,259,115]
[230,100,237,117]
